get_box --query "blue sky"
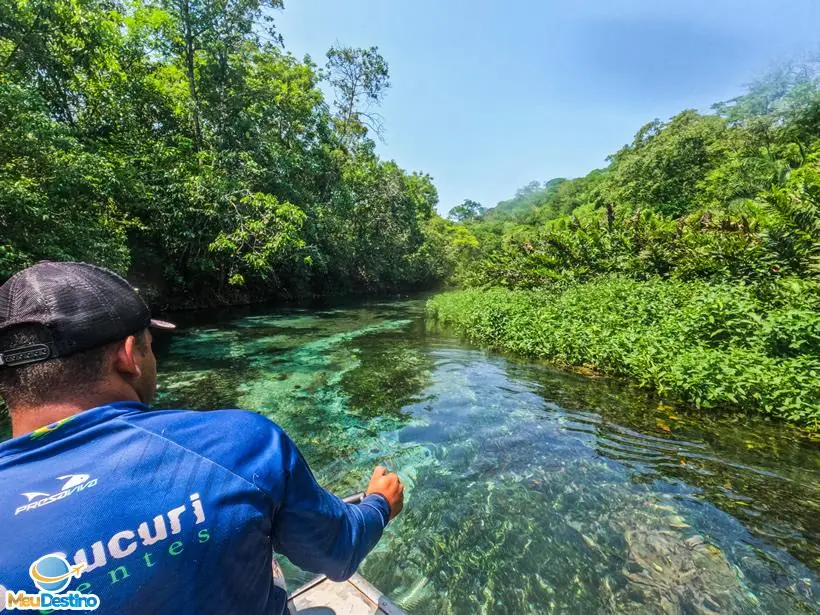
[275,0,820,214]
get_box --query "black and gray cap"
[0,261,175,368]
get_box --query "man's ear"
[113,335,143,378]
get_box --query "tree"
[325,45,389,144]
[0,82,131,278]
[761,155,820,278]
[0,0,132,278]
[448,199,486,222]
[0,0,127,128]
[146,0,283,147]
[484,179,570,221]
[713,60,820,122]
[606,110,726,217]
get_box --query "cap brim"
[150,318,176,330]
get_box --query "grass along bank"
[427,276,820,428]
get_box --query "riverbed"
[154,297,818,614]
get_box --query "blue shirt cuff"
[360,493,391,527]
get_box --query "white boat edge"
[288,573,408,615]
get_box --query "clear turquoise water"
[152,298,817,613]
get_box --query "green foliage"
[428,277,820,427]
[208,192,307,285]
[463,204,780,289]
[463,63,820,295]
[0,81,131,278]
[484,178,566,221]
[761,155,820,278]
[713,60,820,121]
[454,80,819,285]
[447,199,486,223]
[0,0,454,304]
[411,216,479,285]
[606,111,728,217]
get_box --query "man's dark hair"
[0,325,145,409]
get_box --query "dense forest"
[0,0,468,306]
[430,64,820,428]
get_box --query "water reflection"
[150,298,817,614]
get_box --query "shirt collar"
[0,400,149,461]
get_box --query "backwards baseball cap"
[0,261,175,369]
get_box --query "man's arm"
[272,435,403,581]
[127,408,403,581]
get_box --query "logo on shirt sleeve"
[15,475,98,516]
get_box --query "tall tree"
[325,45,389,144]
[448,199,486,223]
[149,0,283,147]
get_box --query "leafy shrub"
[428,276,820,428]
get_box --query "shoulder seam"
[114,415,275,506]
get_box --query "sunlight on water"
[155,299,819,615]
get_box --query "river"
[151,296,820,614]
[7,297,816,613]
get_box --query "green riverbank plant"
[428,277,820,427]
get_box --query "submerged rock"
[621,528,750,614]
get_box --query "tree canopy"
[0,0,457,306]
[447,199,486,223]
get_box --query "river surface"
[127,298,818,612]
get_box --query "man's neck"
[11,391,140,438]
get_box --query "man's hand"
[366,466,404,520]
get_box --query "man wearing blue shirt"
[0,261,404,614]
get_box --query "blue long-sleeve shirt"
[0,401,390,614]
